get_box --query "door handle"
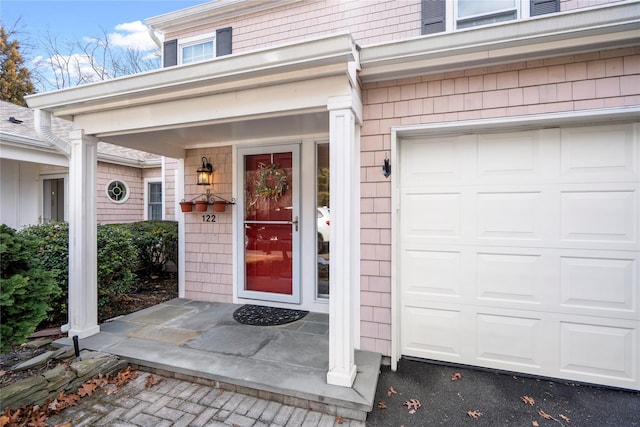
[291,216,299,232]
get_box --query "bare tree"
[32,26,160,91]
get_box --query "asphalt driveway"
[366,358,640,426]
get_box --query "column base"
[67,324,100,340]
[327,364,357,388]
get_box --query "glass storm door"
[239,145,300,303]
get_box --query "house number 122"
[202,214,216,223]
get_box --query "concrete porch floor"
[54,298,381,421]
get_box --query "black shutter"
[163,39,178,67]
[422,0,446,35]
[531,0,559,16]
[216,27,232,57]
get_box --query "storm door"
[238,145,300,303]
[43,177,65,223]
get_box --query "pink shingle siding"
[97,163,148,224]
[183,146,234,302]
[359,47,640,355]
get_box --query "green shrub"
[97,224,138,310]
[19,222,140,317]
[19,222,69,322]
[126,220,178,278]
[0,224,59,352]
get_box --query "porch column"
[67,130,100,339]
[327,94,361,387]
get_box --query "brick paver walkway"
[45,371,365,427]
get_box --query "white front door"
[398,123,640,390]
[237,144,301,304]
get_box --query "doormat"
[233,304,308,326]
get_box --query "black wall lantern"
[197,156,213,185]
[382,153,391,178]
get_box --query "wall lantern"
[197,156,213,185]
[382,153,391,178]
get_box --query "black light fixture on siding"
[197,156,213,185]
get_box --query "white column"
[67,130,100,339]
[327,95,361,387]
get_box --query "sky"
[1,0,211,90]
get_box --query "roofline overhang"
[26,33,357,118]
[146,0,301,34]
[360,1,640,82]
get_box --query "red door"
[241,148,299,302]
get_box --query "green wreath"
[255,163,288,201]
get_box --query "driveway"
[367,358,640,426]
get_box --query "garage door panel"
[561,124,637,182]
[561,188,637,247]
[477,191,545,240]
[399,123,640,390]
[476,313,544,369]
[560,255,637,316]
[402,306,463,359]
[560,321,637,384]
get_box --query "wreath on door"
[255,163,288,201]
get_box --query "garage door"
[399,123,639,390]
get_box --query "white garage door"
[399,123,639,390]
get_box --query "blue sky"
[2,0,210,90]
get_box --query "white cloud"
[107,20,157,51]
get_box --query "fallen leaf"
[467,410,483,419]
[387,386,397,396]
[451,372,463,381]
[521,395,535,405]
[559,414,571,423]
[378,401,387,409]
[403,399,422,411]
[54,424,72,427]
[0,415,9,427]
[0,370,6,377]
[532,421,539,426]
[335,415,344,424]
[77,382,98,397]
[539,409,558,422]
[145,374,163,388]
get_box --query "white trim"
[389,107,640,370]
[236,143,301,305]
[40,173,69,224]
[178,32,216,65]
[105,179,130,204]
[143,177,163,220]
[177,159,186,298]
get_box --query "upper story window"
[180,34,215,65]
[422,0,558,35]
[456,0,518,29]
[163,27,232,67]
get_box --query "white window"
[144,178,163,220]
[106,179,130,203]
[456,0,519,29]
[446,0,533,31]
[179,33,216,65]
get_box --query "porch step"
[53,300,381,422]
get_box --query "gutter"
[34,109,71,158]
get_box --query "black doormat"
[233,304,308,326]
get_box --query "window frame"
[144,178,163,221]
[178,32,216,65]
[446,0,532,32]
[105,179,130,204]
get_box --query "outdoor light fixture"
[197,156,213,185]
[382,153,391,178]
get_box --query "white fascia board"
[96,153,162,168]
[360,1,640,82]
[0,141,68,166]
[146,0,301,34]
[26,33,356,117]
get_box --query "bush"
[19,222,69,322]
[19,222,140,318]
[0,224,59,352]
[97,224,138,310]
[126,220,178,278]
